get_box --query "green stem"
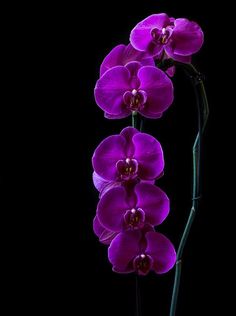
[163,61,209,316]
[132,111,138,128]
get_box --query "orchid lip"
[124,207,145,230]
[133,253,154,275]
[151,26,173,45]
[123,90,147,112]
[116,158,139,180]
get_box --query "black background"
[15,1,229,315]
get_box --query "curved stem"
[161,61,209,316]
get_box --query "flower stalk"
[158,60,209,316]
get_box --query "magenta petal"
[94,66,130,116]
[93,215,104,237]
[92,172,121,198]
[120,126,139,139]
[100,44,155,77]
[92,135,126,181]
[140,179,155,185]
[133,132,164,180]
[92,172,110,192]
[125,61,142,90]
[120,126,139,157]
[108,230,142,273]
[93,216,117,245]
[125,61,142,88]
[145,231,176,274]
[138,66,174,118]
[130,27,153,53]
[130,14,170,52]
[97,186,130,232]
[123,44,155,66]
[100,44,126,76]
[135,183,169,226]
[140,57,155,66]
[165,47,192,63]
[170,18,204,56]
[104,111,130,119]
[125,61,142,76]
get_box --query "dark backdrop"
[27,1,228,315]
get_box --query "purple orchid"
[95,61,174,119]
[108,228,176,275]
[130,13,203,61]
[93,216,118,245]
[97,182,169,232]
[100,44,155,77]
[92,127,164,183]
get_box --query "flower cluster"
[92,13,203,275]
[92,127,176,275]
